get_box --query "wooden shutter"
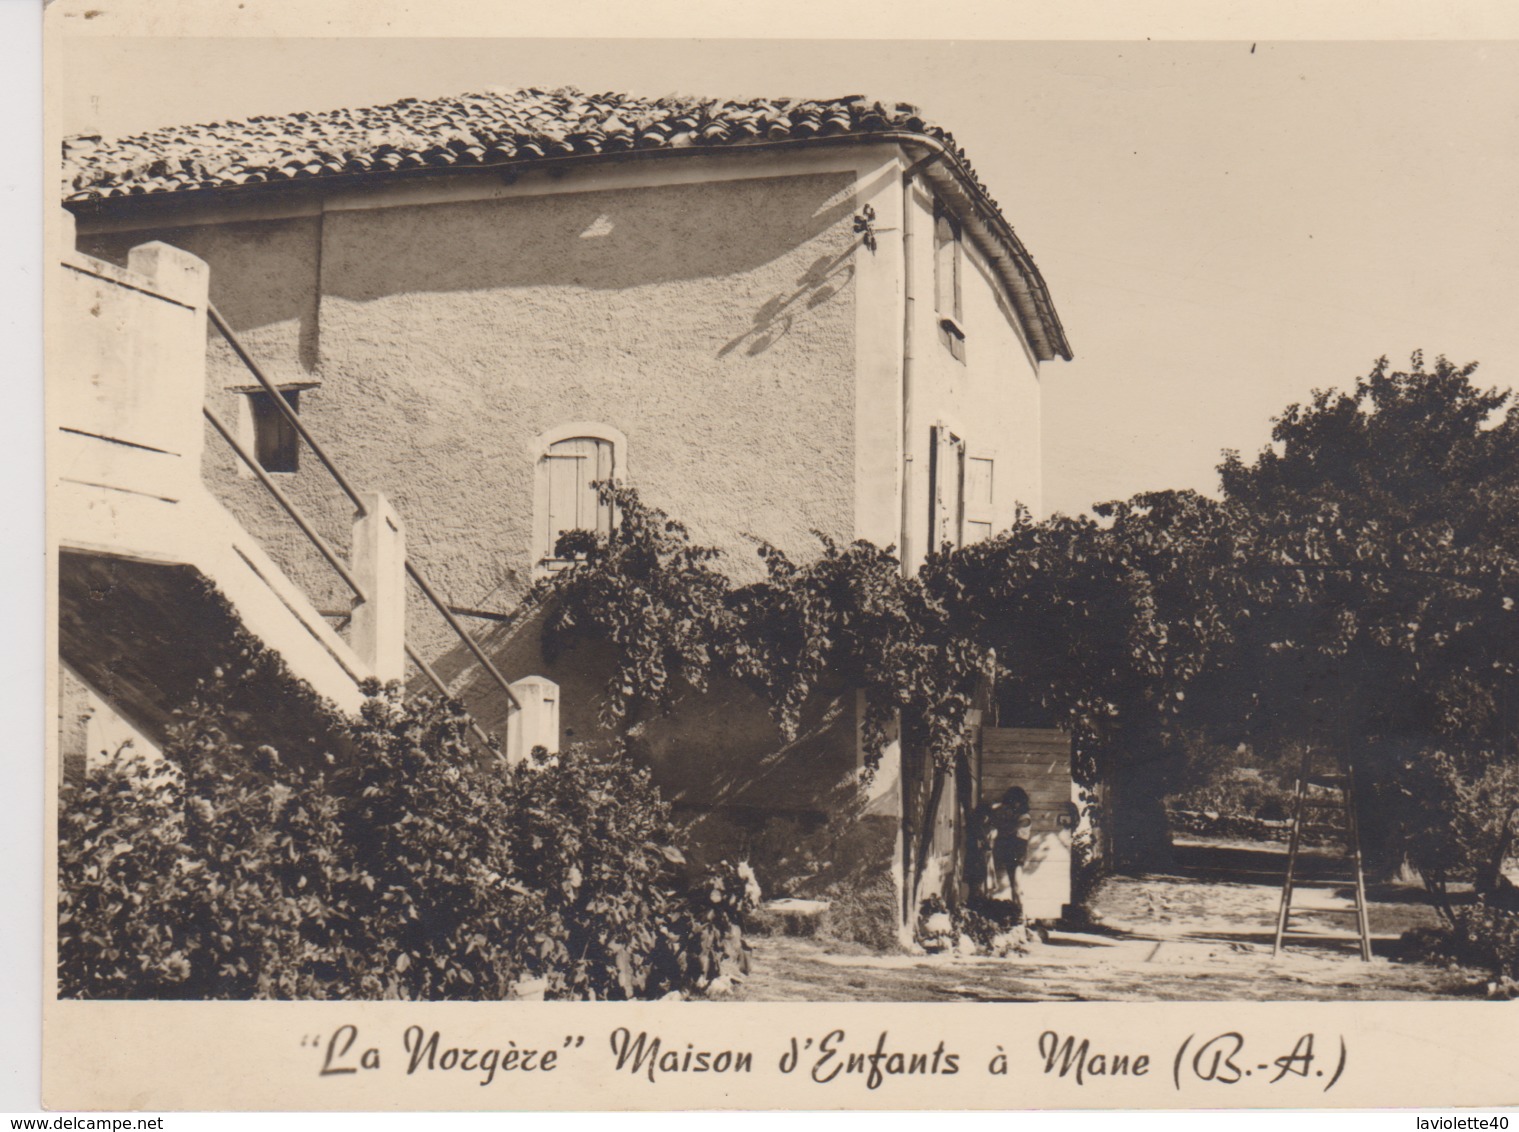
[543,436,615,558]
[965,456,994,543]
[933,210,960,320]
[592,438,615,535]
[934,206,966,359]
[967,457,993,508]
[928,425,966,553]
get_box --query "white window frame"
[229,380,318,477]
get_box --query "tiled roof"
[62,87,1069,359]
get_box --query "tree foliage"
[1221,353,1519,759]
[543,355,1519,889]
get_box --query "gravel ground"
[731,836,1484,1002]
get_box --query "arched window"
[533,424,626,569]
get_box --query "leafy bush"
[1451,902,1519,985]
[1399,901,1519,995]
[955,898,1027,951]
[58,676,755,1001]
[58,692,356,999]
[913,896,1030,957]
[326,690,526,999]
[1382,750,1519,917]
[1167,766,1295,824]
[497,742,755,1000]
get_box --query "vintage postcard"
[38,0,1519,1112]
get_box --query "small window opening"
[249,389,300,473]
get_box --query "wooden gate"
[977,727,1076,920]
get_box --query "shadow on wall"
[78,216,323,376]
[681,778,898,897]
[319,173,863,303]
[719,244,859,358]
[425,598,862,816]
[73,174,858,386]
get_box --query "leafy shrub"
[498,742,756,1000]
[326,690,527,999]
[955,897,1027,952]
[58,692,355,999]
[1167,766,1295,824]
[661,859,759,993]
[1382,750,1519,917]
[913,895,1029,957]
[58,675,755,1001]
[1399,901,1519,994]
[1451,902,1519,984]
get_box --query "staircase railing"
[204,304,521,751]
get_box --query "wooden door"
[978,727,1076,920]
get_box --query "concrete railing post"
[505,675,560,762]
[350,492,406,683]
[125,241,210,482]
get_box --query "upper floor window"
[534,425,625,569]
[934,206,966,362]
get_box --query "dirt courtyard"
[735,836,1483,1002]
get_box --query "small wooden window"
[248,389,300,473]
[965,456,996,543]
[928,424,966,553]
[540,435,616,566]
[934,210,961,319]
[934,206,965,361]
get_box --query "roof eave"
[890,137,1072,364]
[64,129,1072,361]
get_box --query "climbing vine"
[544,485,988,773]
[545,355,1519,891]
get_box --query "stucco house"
[57,87,1072,925]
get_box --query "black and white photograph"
[32,0,1519,1112]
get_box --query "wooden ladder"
[1272,747,1373,961]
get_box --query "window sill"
[533,556,586,580]
[236,462,299,479]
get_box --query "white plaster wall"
[900,176,1044,574]
[78,155,877,665]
